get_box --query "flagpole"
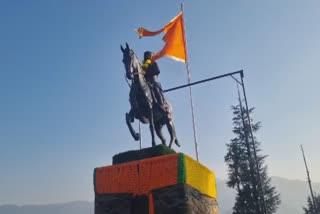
[181,3,199,162]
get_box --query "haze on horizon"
[0,0,319,205]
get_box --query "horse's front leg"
[155,122,166,146]
[167,119,180,148]
[148,108,156,147]
[126,109,140,141]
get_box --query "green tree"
[303,193,320,214]
[225,104,281,214]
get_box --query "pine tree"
[303,193,320,214]
[225,103,281,214]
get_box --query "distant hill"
[271,177,320,214]
[0,177,319,214]
[217,176,320,214]
[0,201,93,214]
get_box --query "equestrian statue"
[121,43,180,148]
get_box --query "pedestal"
[94,145,218,214]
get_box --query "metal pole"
[181,3,199,161]
[236,83,259,213]
[163,69,268,212]
[301,145,317,214]
[240,71,267,214]
[186,62,199,161]
[164,70,242,93]
[139,121,142,150]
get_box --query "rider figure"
[142,51,167,114]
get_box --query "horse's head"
[121,43,139,80]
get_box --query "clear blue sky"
[0,0,319,205]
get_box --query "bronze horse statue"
[121,43,180,148]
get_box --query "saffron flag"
[136,12,187,62]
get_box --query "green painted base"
[112,144,176,165]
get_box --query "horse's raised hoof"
[134,133,140,141]
[175,139,180,147]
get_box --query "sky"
[0,0,319,205]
